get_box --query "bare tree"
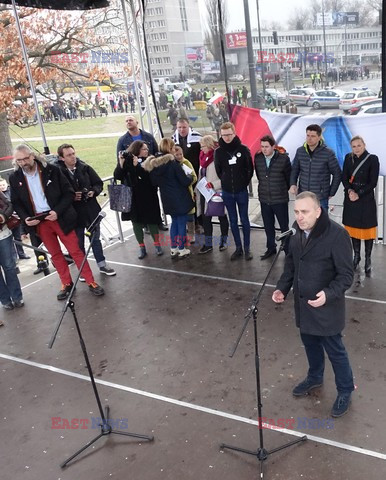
[288,8,314,30]
[203,0,228,75]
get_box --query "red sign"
[225,32,247,49]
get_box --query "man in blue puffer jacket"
[289,124,341,210]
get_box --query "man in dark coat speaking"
[272,191,354,418]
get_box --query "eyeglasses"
[15,155,31,164]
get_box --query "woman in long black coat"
[342,135,379,274]
[114,140,163,259]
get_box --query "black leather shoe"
[19,255,31,260]
[230,248,243,261]
[158,223,169,231]
[33,267,44,275]
[260,249,277,260]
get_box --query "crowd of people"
[1,112,380,418]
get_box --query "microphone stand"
[220,239,307,479]
[49,228,153,468]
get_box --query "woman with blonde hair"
[342,135,379,275]
[142,138,194,258]
[197,135,229,253]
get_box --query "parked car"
[339,87,378,113]
[287,87,315,105]
[229,74,244,82]
[307,89,345,109]
[356,102,383,115]
[348,98,383,115]
[201,74,220,83]
[265,88,287,106]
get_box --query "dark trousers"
[29,229,48,265]
[202,213,229,247]
[260,202,289,252]
[76,225,105,267]
[300,332,355,395]
[222,189,250,249]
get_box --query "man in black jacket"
[289,124,341,210]
[272,192,354,418]
[117,115,158,158]
[56,144,116,277]
[215,122,253,260]
[254,135,291,259]
[10,144,104,301]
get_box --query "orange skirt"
[344,225,376,240]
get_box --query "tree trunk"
[0,112,13,175]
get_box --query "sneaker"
[99,265,116,276]
[155,245,164,256]
[88,282,105,296]
[292,378,323,397]
[3,303,14,310]
[14,300,24,308]
[219,242,228,252]
[230,248,243,261]
[138,246,147,260]
[245,249,253,261]
[57,283,74,301]
[199,245,213,254]
[178,248,191,258]
[331,393,351,418]
[170,248,179,258]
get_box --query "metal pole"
[243,0,258,108]
[128,0,154,136]
[381,1,386,112]
[11,0,50,154]
[321,0,329,86]
[120,0,144,130]
[383,176,386,244]
[255,0,266,97]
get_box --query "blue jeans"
[0,234,23,305]
[76,225,106,268]
[222,189,250,249]
[320,198,329,210]
[300,332,354,395]
[170,214,188,249]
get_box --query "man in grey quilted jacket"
[289,124,341,210]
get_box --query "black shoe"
[219,241,228,252]
[331,393,351,418]
[138,246,147,259]
[88,282,105,296]
[230,248,243,261]
[158,223,169,231]
[245,249,253,261]
[19,255,31,260]
[14,300,24,308]
[260,249,276,260]
[3,303,14,311]
[57,283,74,301]
[34,266,44,274]
[292,378,323,397]
[199,245,213,254]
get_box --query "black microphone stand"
[49,228,153,468]
[220,239,307,478]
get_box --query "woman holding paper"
[143,138,194,258]
[197,135,229,254]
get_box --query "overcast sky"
[197,0,295,31]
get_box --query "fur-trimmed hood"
[141,153,175,172]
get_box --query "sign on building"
[185,47,206,62]
[201,61,221,74]
[225,32,247,49]
[333,12,359,26]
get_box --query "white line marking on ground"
[0,353,385,461]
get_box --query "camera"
[81,187,90,202]
[119,150,134,162]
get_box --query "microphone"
[85,211,106,237]
[275,228,296,241]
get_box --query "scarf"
[199,149,214,169]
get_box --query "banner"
[230,106,386,175]
[225,32,247,49]
[185,47,205,62]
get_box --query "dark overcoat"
[276,209,353,336]
[114,157,162,224]
[342,150,379,229]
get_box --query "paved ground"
[1,221,386,480]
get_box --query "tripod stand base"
[220,436,307,477]
[61,406,154,468]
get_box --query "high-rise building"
[145,0,203,79]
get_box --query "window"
[179,0,188,31]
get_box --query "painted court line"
[0,353,385,461]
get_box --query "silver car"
[307,89,345,109]
[287,88,315,105]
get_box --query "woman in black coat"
[342,135,380,274]
[114,140,163,259]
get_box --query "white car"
[339,88,378,112]
[356,102,383,115]
[287,88,315,105]
[229,74,244,82]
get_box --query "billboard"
[225,32,247,49]
[201,61,221,74]
[316,11,359,26]
[185,47,205,62]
